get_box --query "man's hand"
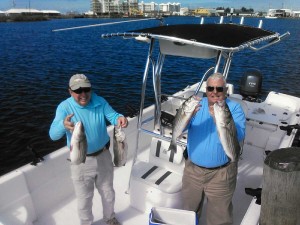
[64,114,74,132]
[118,116,128,128]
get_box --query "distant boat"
[265,15,277,19]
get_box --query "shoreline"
[1,14,299,23]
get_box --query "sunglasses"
[206,86,224,92]
[72,87,91,94]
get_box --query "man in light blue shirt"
[182,73,246,225]
[49,74,128,225]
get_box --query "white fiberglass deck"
[11,144,263,225]
[1,88,300,225]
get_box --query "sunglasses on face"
[206,86,225,92]
[72,87,91,94]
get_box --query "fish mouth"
[210,95,223,102]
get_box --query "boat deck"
[31,143,264,225]
[2,89,299,225]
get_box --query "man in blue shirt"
[182,73,246,225]
[49,74,128,225]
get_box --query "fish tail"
[168,142,177,153]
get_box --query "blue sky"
[1,0,299,13]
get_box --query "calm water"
[1,17,300,176]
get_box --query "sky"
[0,0,299,13]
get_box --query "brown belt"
[195,161,230,170]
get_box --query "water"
[1,16,300,176]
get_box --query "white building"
[91,0,138,14]
[180,7,189,16]
[159,2,180,14]
[139,1,158,13]
[5,8,60,16]
[267,8,293,17]
[5,8,43,15]
[293,11,300,17]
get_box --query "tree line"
[216,7,254,13]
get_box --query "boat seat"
[130,138,185,212]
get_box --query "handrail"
[140,128,187,147]
[52,18,157,32]
[249,32,290,51]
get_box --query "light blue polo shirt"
[187,97,246,168]
[49,92,122,154]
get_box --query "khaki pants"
[182,160,238,225]
[71,149,115,225]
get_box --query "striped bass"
[214,100,240,162]
[70,121,87,165]
[168,96,199,153]
[113,126,128,167]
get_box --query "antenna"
[12,0,16,8]
[230,8,234,23]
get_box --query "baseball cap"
[69,74,91,90]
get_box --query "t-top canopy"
[102,23,282,58]
[131,24,276,48]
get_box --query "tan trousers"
[71,149,115,225]
[182,160,238,225]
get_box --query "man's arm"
[49,103,69,141]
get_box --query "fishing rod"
[52,17,159,32]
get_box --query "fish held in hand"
[113,126,128,167]
[214,100,240,162]
[70,121,87,165]
[168,95,199,153]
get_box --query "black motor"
[239,69,263,100]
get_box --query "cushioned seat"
[130,137,185,212]
[131,161,182,194]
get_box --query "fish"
[70,121,87,165]
[168,95,199,153]
[113,126,128,167]
[214,100,240,162]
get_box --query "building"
[91,0,139,15]
[267,8,292,17]
[139,1,158,14]
[180,7,189,16]
[40,10,61,16]
[4,8,61,16]
[91,0,102,14]
[159,2,180,15]
[194,8,217,16]
[293,11,300,17]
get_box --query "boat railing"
[249,32,290,51]
[139,128,187,147]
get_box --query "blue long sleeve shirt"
[187,97,246,168]
[49,92,123,154]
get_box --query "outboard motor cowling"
[239,69,263,99]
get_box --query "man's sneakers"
[106,217,121,225]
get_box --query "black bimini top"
[102,23,283,58]
[131,24,276,48]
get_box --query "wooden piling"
[259,147,300,225]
